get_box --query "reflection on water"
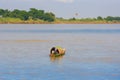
[50,56,64,62]
[0,24,120,80]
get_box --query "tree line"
[68,16,120,21]
[0,8,55,22]
[0,8,120,22]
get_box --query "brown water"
[0,24,120,80]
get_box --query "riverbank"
[0,17,120,24]
[0,18,51,24]
[54,19,120,24]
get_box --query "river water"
[0,24,120,80]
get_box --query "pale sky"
[0,0,120,18]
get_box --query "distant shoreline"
[0,18,120,24]
[0,21,120,24]
[0,8,120,24]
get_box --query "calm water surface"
[0,24,120,80]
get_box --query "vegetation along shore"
[0,8,120,24]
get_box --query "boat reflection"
[50,55,64,62]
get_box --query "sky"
[0,0,120,18]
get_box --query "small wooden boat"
[49,46,66,57]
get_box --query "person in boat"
[50,46,65,57]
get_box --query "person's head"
[50,47,59,54]
[50,47,55,54]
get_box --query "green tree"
[9,9,21,18]
[105,16,113,21]
[97,16,103,20]
[28,8,44,20]
[19,10,29,20]
[0,9,5,15]
[43,12,55,22]
[114,17,120,21]
[0,8,56,22]
[2,9,11,17]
